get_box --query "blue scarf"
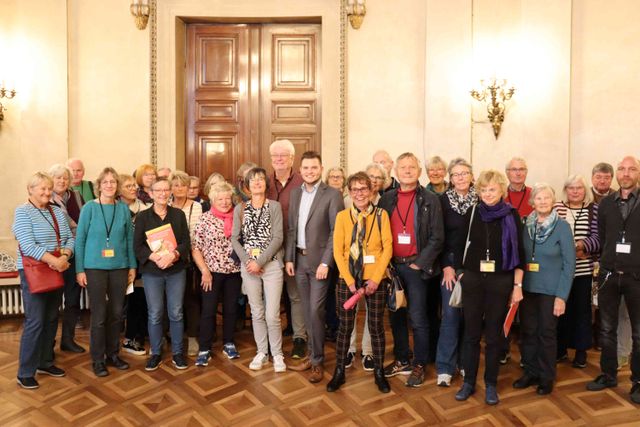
[526,210,559,244]
[478,200,520,270]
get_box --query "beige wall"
[2,0,640,255]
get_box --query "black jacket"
[378,185,444,278]
[598,189,640,274]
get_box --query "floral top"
[193,211,240,274]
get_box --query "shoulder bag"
[449,204,475,308]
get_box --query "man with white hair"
[67,158,94,202]
[373,150,399,194]
[157,167,172,179]
[586,155,640,405]
[266,139,307,359]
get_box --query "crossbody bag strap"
[462,204,476,266]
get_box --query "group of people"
[12,144,640,407]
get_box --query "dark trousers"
[427,275,441,363]
[390,263,431,366]
[557,275,593,354]
[184,266,202,338]
[335,279,386,369]
[61,263,81,342]
[199,272,241,350]
[85,268,128,362]
[325,267,339,331]
[520,291,558,383]
[461,271,512,386]
[295,254,329,365]
[17,270,63,378]
[598,272,640,382]
[125,284,148,343]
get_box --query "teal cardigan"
[522,218,576,300]
[75,200,137,272]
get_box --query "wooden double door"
[186,23,321,184]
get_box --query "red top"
[506,186,533,218]
[266,170,304,240]
[391,188,418,257]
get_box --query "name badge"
[363,255,375,264]
[102,248,115,258]
[398,233,411,245]
[480,260,495,272]
[526,263,540,272]
[251,248,262,258]
[616,242,632,254]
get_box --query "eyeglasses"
[428,168,446,173]
[450,171,471,179]
[152,188,171,193]
[249,177,266,183]
[349,187,370,194]
[123,184,137,189]
[368,175,384,181]
[566,186,585,191]
[101,180,117,186]
[328,175,344,180]
[270,153,291,159]
[507,168,527,173]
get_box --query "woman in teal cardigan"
[513,183,575,395]
[75,167,136,377]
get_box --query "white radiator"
[0,284,90,316]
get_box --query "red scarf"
[211,206,234,238]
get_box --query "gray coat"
[230,199,285,268]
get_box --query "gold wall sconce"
[470,79,515,139]
[0,86,17,121]
[130,0,150,30]
[346,0,366,29]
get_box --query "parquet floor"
[0,313,638,426]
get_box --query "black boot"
[60,338,85,353]
[374,367,390,393]
[327,366,345,392]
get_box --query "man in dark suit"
[285,151,344,383]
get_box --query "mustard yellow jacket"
[333,207,393,286]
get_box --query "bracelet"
[514,283,522,288]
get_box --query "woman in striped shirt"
[554,174,600,368]
[13,172,75,389]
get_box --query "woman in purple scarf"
[454,170,525,406]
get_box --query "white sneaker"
[249,353,268,371]
[273,355,287,373]
[437,373,452,387]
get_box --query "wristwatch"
[514,283,522,288]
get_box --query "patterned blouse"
[192,211,240,274]
[242,200,275,261]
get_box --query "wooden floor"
[0,314,638,427]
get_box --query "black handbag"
[386,265,406,312]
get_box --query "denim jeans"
[143,270,186,356]
[391,263,431,366]
[436,282,463,375]
[17,270,63,378]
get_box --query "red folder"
[503,302,519,337]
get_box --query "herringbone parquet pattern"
[0,314,638,426]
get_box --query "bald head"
[616,155,640,193]
[373,150,393,176]
[67,158,85,186]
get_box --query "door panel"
[186,23,321,185]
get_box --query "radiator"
[0,285,90,316]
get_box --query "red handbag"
[20,205,65,294]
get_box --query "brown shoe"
[288,357,311,372]
[309,365,324,383]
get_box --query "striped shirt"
[12,203,75,270]
[553,202,600,276]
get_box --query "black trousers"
[598,271,640,382]
[184,266,202,337]
[520,291,558,383]
[557,275,593,354]
[427,275,441,363]
[85,269,128,362]
[125,284,148,343]
[199,272,241,350]
[61,263,81,342]
[461,270,512,386]
[335,279,386,369]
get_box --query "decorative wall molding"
[339,0,347,172]
[150,0,158,167]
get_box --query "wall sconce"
[346,0,366,30]
[0,86,17,122]
[470,79,515,139]
[130,0,150,30]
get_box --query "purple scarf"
[478,200,520,270]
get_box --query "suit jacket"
[285,182,344,269]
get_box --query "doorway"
[185,23,322,184]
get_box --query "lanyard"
[394,191,416,232]
[250,201,266,236]
[507,188,526,212]
[484,221,493,260]
[350,208,377,247]
[29,200,57,234]
[98,199,117,244]
[531,222,538,260]
[618,194,638,242]
[564,202,585,236]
